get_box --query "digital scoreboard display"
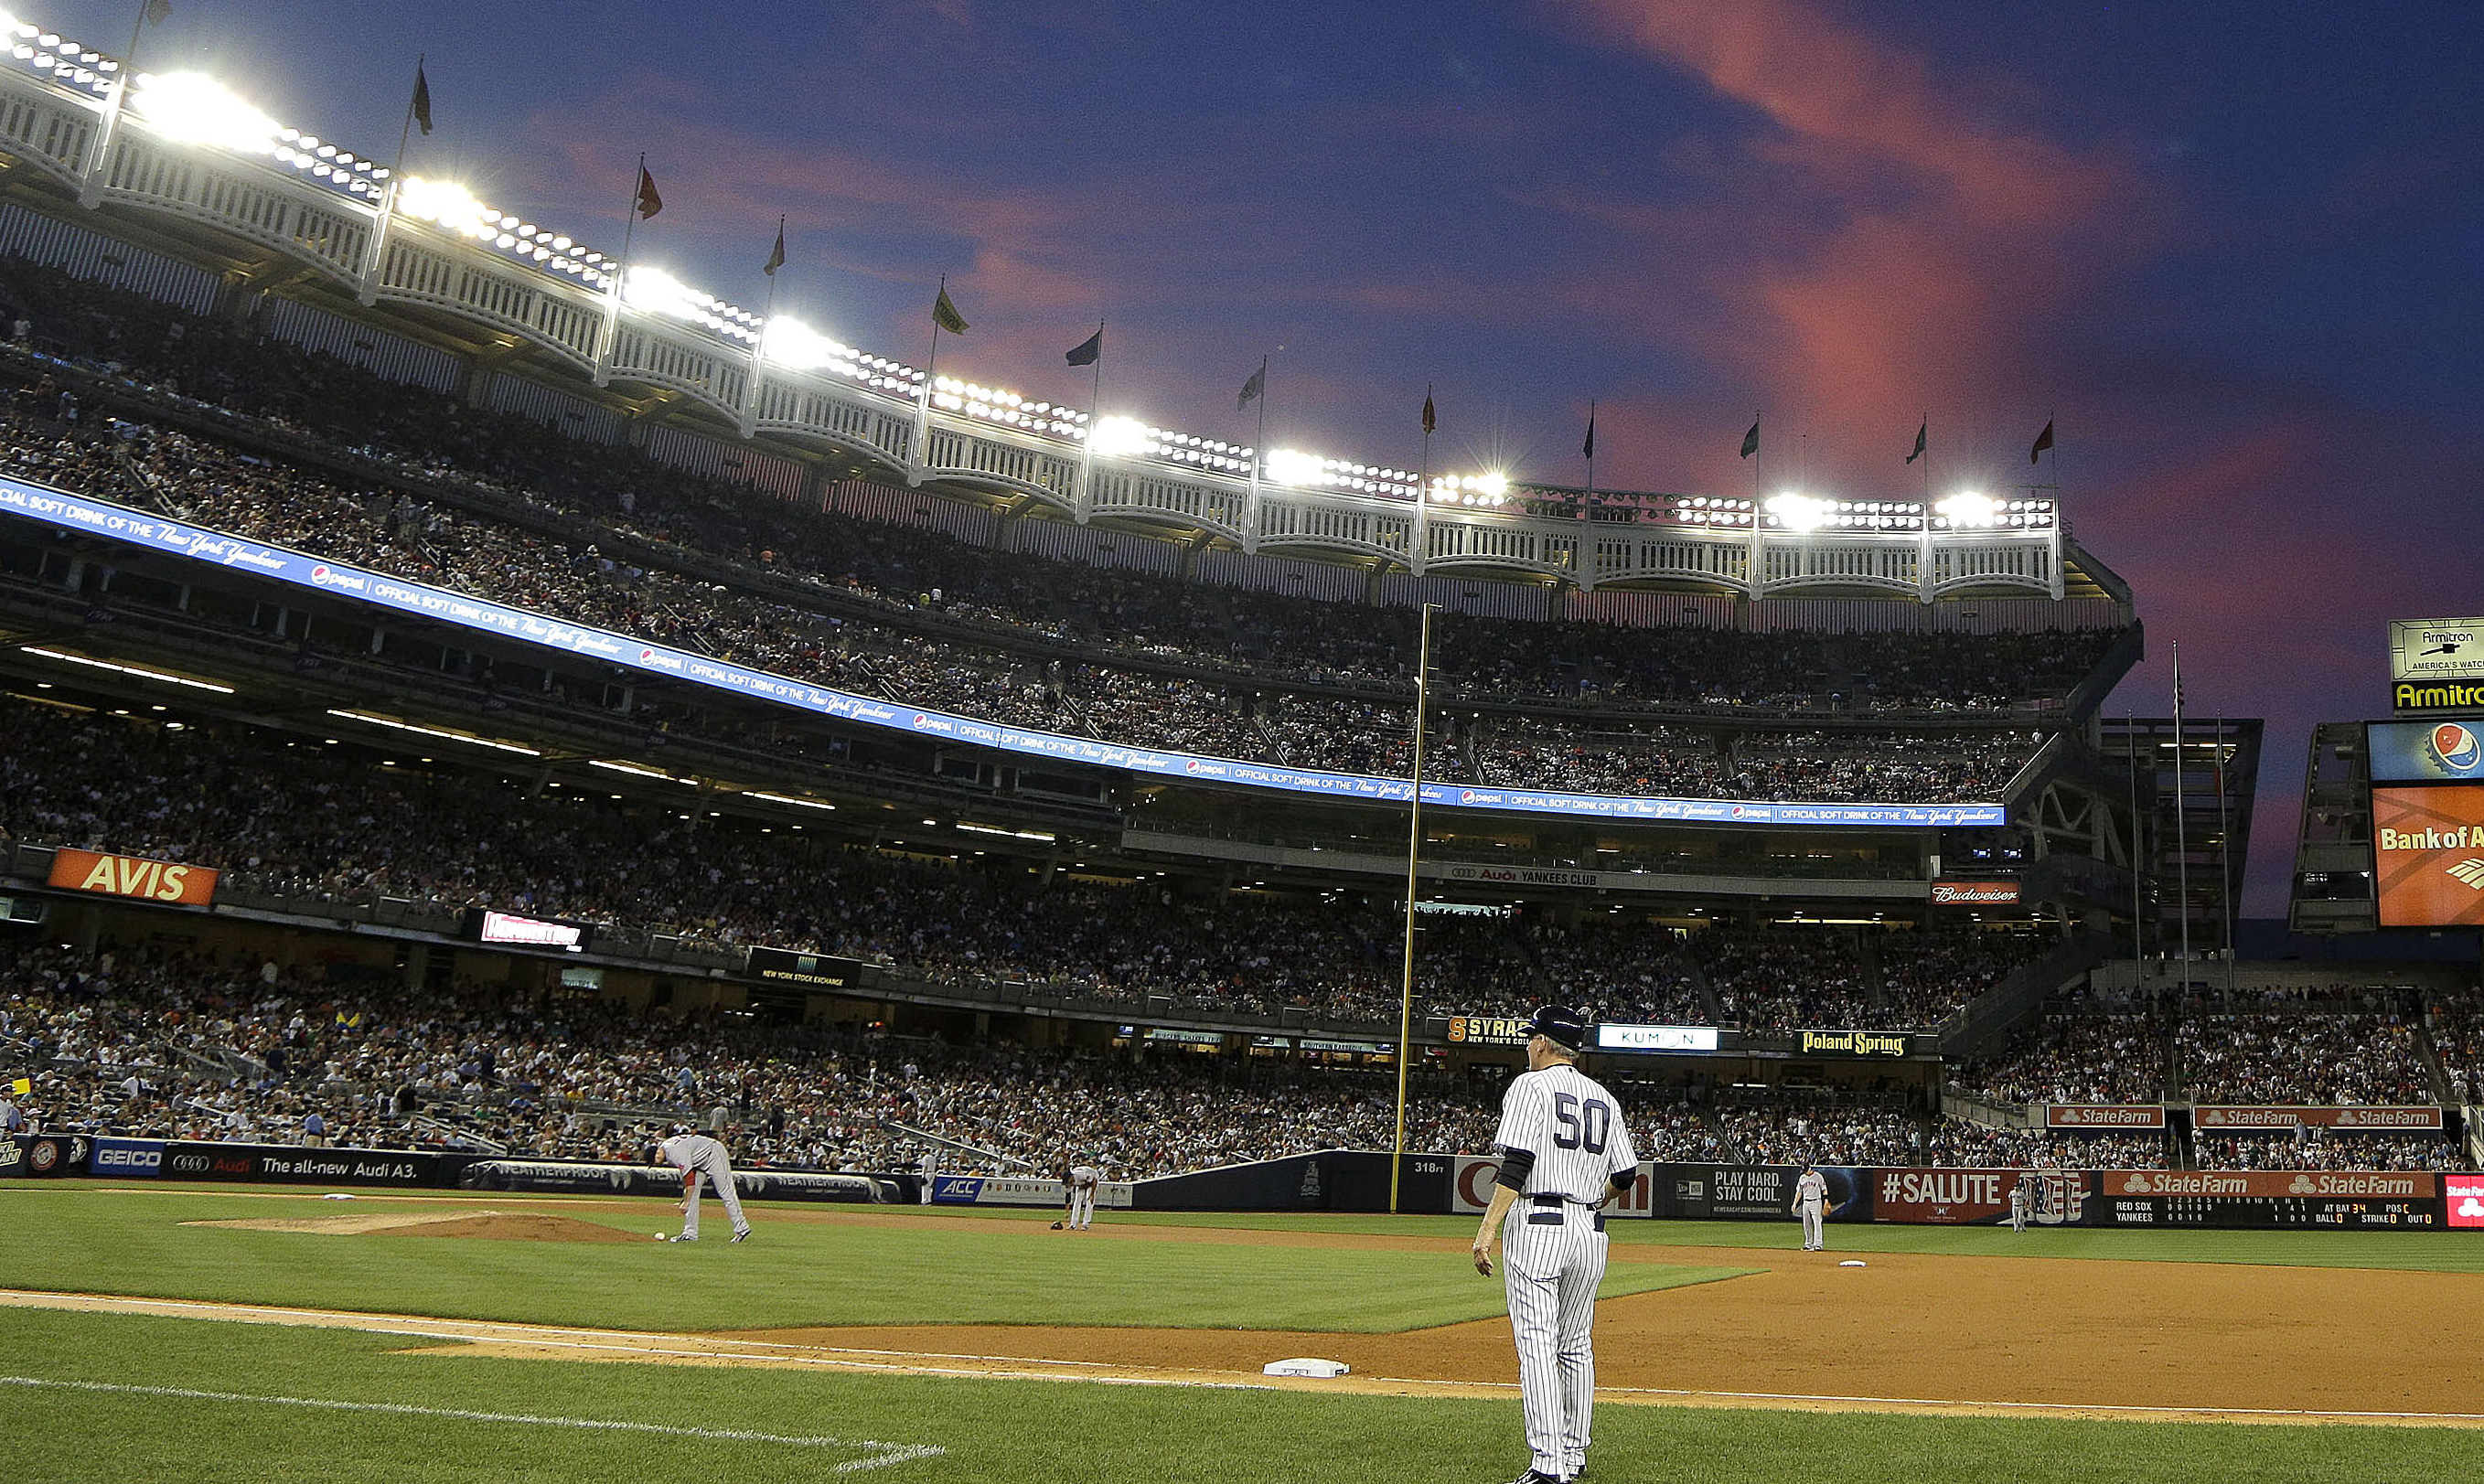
[2104,1196,2438,1229]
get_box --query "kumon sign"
[46,848,217,906]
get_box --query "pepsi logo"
[637,647,655,662]
[309,564,330,582]
[2430,722,2481,773]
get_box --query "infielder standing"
[1791,1162,1829,1251]
[1472,1005,1637,1484]
[653,1128,751,1243]
[1065,1159,1100,1231]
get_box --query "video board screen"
[2372,785,2484,927]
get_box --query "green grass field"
[7,1181,2482,1482]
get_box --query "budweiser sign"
[2110,1169,2436,1199]
[2046,1105,2167,1129]
[2192,1105,2443,1130]
[47,848,217,906]
[1930,880,2021,905]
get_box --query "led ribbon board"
[0,478,2008,827]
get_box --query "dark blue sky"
[40,0,2484,913]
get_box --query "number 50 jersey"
[1493,1063,1637,1201]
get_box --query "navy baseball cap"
[1526,1004,1590,1051]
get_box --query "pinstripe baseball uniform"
[657,1132,749,1242]
[1493,1062,1637,1483]
[1066,1164,1100,1229]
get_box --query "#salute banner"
[0,477,2006,828]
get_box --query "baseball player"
[2010,1169,2033,1233]
[1791,1162,1829,1251]
[653,1128,751,1244]
[1065,1159,1100,1230]
[1471,1004,1637,1484]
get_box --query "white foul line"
[0,1375,945,1472]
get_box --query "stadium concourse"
[0,241,2468,1190]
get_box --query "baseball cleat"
[1509,1471,1564,1484]
[731,1228,751,1243]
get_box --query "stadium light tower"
[1937,491,1997,528]
[1087,416,1151,458]
[1765,492,1825,532]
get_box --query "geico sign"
[47,848,218,905]
[93,1145,162,1170]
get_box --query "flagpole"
[1416,382,1433,576]
[1077,317,1104,521]
[358,55,424,304]
[1247,356,1268,550]
[742,214,783,439]
[915,276,947,486]
[2171,645,2190,985]
[81,0,160,207]
[1389,600,1436,1216]
[2126,714,2145,988]
[1584,399,1596,510]
[596,154,648,387]
[2215,713,2233,1010]
[1746,411,1762,611]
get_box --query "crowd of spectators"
[1953,999,2168,1105]
[0,697,2032,1032]
[2192,1132,2467,1172]
[2173,1009,2435,1105]
[0,254,2115,748]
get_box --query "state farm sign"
[47,849,217,906]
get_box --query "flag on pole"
[2171,645,2184,716]
[932,284,969,335]
[1237,362,1265,410]
[2030,418,2055,464]
[634,165,663,220]
[1582,405,1597,460]
[1740,417,1759,458]
[144,0,171,25]
[1065,327,1102,367]
[411,63,433,135]
[1905,420,1927,464]
[763,218,786,277]
[1421,389,1436,435]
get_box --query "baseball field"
[7,1183,2482,1481]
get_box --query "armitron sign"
[46,849,217,905]
[1930,880,2020,905]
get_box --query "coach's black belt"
[1529,1192,1597,1207]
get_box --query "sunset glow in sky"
[44,0,2484,914]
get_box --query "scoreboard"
[2104,1193,2439,1228]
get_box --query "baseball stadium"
[0,10,2479,1483]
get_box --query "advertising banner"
[1446,1015,1533,1048]
[2046,1105,2168,1129]
[2371,786,2484,927]
[2448,1175,2484,1230]
[0,478,2008,829]
[1790,1030,1922,1058]
[744,947,868,989]
[2391,619,2484,684]
[2192,1105,2444,1130]
[1450,1155,1654,1218]
[160,1142,448,1187]
[1930,880,2022,906]
[461,1158,901,1203]
[1666,1164,1866,1222]
[46,848,217,906]
[2091,1168,2441,1229]
[3,1134,88,1178]
[1873,1167,2090,1225]
[87,1137,166,1177]
[2368,721,2484,783]
[928,1175,1132,1209]
[1594,1023,1720,1053]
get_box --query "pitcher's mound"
[185,1210,640,1244]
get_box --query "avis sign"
[47,848,217,906]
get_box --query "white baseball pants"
[681,1152,747,1239]
[1504,1197,1606,1480]
[1069,1187,1095,1229]
[1799,1200,1825,1250]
